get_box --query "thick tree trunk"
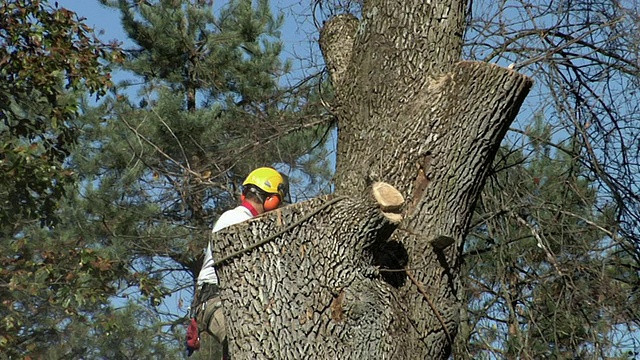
[213,185,404,358]
[212,1,532,359]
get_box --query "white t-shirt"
[197,205,253,286]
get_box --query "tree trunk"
[213,1,532,358]
[214,185,405,358]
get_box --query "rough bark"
[213,185,404,358]
[317,1,532,358]
[212,0,533,359]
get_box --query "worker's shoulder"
[220,205,252,220]
[212,206,252,233]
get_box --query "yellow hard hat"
[242,167,286,199]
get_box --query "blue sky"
[56,1,128,41]
[55,0,324,79]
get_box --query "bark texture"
[317,1,532,357]
[212,0,533,359]
[213,190,403,358]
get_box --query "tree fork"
[322,13,532,358]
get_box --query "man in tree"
[191,167,289,357]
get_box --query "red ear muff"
[241,194,246,202]
[263,194,281,211]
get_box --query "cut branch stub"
[372,181,404,213]
[211,186,404,359]
[372,181,405,223]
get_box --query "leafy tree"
[6,0,639,358]
[0,0,113,232]
[0,1,128,357]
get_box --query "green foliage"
[22,302,183,359]
[0,0,125,356]
[1,226,129,357]
[457,118,637,359]
[0,0,119,232]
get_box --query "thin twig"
[511,211,564,276]
[405,269,453,344]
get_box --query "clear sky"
[56,1,128,42]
